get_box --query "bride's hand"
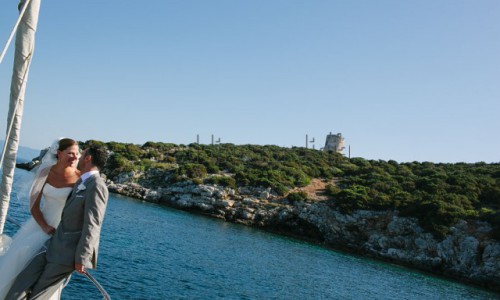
[43,225,56,235]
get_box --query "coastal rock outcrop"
[107,180,500,291]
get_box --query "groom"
[7,144,109,300]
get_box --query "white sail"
[0,0,41,235]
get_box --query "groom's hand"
[75,263,85,274]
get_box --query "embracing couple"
[0,138,109,300]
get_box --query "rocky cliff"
[107,178,500,292]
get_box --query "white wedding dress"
[0,183,72,300]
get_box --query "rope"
[0,0,32,65]
[83,270,111,300]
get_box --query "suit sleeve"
[75,177,109,268]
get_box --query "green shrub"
[192,178,203,185]
[333,185,370,213]
[204,176,237,189]
[287,191,308,203]
[325,184,341,196]
[177,163,207,179]
[273,184,288,196]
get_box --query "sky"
[0,0,499,163]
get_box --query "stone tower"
[323,132,345,153]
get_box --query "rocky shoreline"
[108,180,500,292]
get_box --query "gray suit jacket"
[46,173,109,269]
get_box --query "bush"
[204,176,237,189]
[273,184,289,196]
[177,163,207,179]
[105,153,135,178]
[325,184,341,196]
[333,185,370,213]
[192,178,203,185]
[287,191,308,203]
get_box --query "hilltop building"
[323,132,345,153]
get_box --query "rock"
[387,216,421,235]
[243,198,259,205]
[457,237,479,268]
[198,185,215,196]
[219,200,235,208]
[240,209,255,220]
[176,199,191,208]
[196,203,214,211]
[145,190,160,202]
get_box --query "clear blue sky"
[1,1,499,163]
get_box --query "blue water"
[3,171,499,299]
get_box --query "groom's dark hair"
[87,144,108,170]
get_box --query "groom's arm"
[75,178,109,271]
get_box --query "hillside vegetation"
[84,140,500,239]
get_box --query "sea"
[2,169,499,299]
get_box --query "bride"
[0,138,80,299]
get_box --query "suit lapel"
[67,178,82,200]
[65,177,83,207]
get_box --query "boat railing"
[83,271,111,300]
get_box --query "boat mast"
[0,0,41,234]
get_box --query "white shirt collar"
[80,170,99,183]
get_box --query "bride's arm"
[30,189,55,235]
